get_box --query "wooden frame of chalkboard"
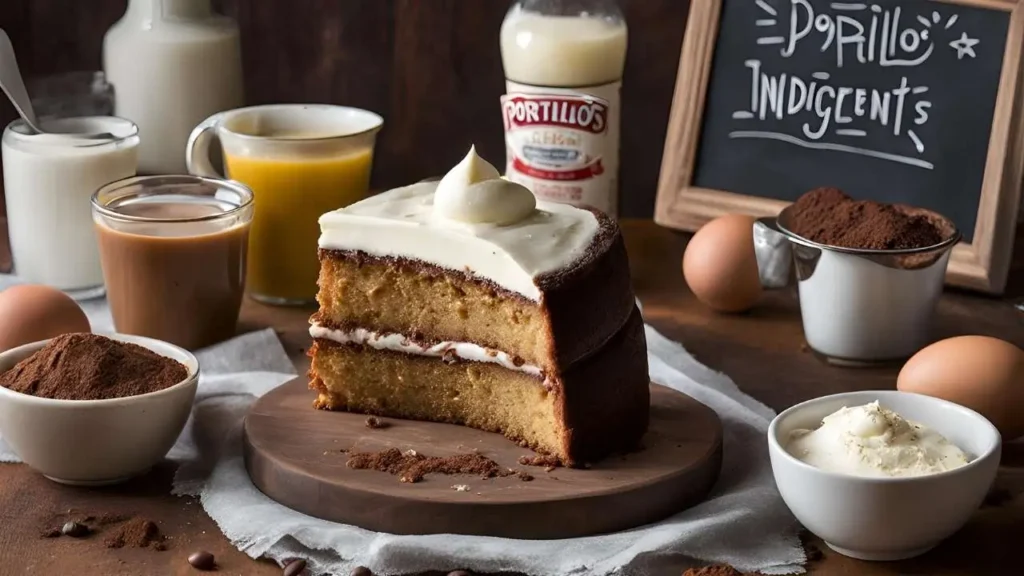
[655,0,1024,293]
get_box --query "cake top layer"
[319,147,601,301]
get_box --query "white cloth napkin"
[0,288,805,574]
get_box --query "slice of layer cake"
[308,147,649,466]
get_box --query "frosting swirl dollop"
[433,146,537,226]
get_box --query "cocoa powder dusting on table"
[104,516,166,550]
[0,333,188,400]
[346,447,527,483]
[41,513,167,551]
[41,512,131,539]
[788,187,946,250]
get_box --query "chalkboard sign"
[656,0,1024,294]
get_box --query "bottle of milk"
[103,0,243,174]
[500,0,627,217]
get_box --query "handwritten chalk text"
[743,60,931,143]
[737,0,980,168]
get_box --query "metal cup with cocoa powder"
[754,188,960,365]
[92,175,254,350]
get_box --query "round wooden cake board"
[242,379,723,540]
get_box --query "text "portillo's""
[502,95,608,134]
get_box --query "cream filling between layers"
[310,323,545,378]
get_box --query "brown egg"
[898,336,1024,439]
[0,285,91,352]
[682,214,762,312]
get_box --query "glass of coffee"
[92,175,254,350]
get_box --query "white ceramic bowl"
[0,333,199,485]
[768,390,1000,561]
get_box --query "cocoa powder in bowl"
[0,333,188,400]
[787,187,953,251]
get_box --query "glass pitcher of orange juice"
[186,104,383,305]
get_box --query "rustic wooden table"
[0,220,1021,576]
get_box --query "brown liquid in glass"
[96,202,249,350]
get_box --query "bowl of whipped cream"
[767,390,1000,561]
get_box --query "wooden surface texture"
[0,220,1022,574]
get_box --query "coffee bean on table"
[351,567,373,576]
[282,558,307,576]
[187,550,216,571]
[60,521,88,537]
[448,571,472,576]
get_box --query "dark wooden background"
[0,0,690,218]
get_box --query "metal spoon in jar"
[0,28,115,140]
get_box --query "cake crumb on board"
[346,447,534,483]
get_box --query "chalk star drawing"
[949,32,979,59]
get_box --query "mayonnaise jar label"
[501,80,621,217]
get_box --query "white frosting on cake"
[310,323,544,377]
[318,147,600,301]
[434,146,537,225]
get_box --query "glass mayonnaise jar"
[499,0,627,217]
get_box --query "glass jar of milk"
[500,0,628,217]
[2,117,139,299]
[103,0,243,174]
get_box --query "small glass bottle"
[102,0,244,175]
[500,0,628,217]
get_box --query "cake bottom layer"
[308,306,650,466]
[311,344,563,457]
